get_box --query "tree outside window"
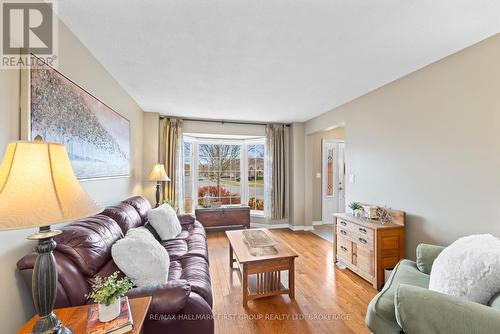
[197,144,241,206]
[182,137,265,215]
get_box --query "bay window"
[182,135,265,216]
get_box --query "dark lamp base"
[28,226,72,334]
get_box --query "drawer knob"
[359,238,367,244]
[341,246,347,252]
[340,230,347,235]
[359,228,367,234]
[340,221,347,226]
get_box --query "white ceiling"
[58,1,500,123]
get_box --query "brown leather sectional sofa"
[17,196,214,334]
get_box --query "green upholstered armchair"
[365,243,500,334]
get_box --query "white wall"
[183,119,266,137]
[306,33,500,259]
[0,20,144,332]
[142,112,160,204]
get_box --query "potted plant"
[87,272,133,322]
[163,199,179,213]
[348,202,363,217]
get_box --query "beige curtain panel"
[160,118,183,206]
[266,124,290,220]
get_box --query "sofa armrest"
[395,284,500,334]
[126,280,191,315]
[416,243,445,274]
[177,214,195,225]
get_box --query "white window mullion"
[192,142,198,213]
[241,143,249,207]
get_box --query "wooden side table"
[17,297,151,334]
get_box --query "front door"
[322,140,345,223]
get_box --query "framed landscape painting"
[29,57,130,180]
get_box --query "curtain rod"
[159,116,291,127]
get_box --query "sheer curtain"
[265,124,290,220]
[160,118,184,212]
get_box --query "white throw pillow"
[111,227,169,287]
[429,234,500,304]
[147,204,182,240]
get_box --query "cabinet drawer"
[337,220,374,239]
[337,219,356,231]
[336,225,351,239]
[337,226,374,248]
[356,245,374,277]
[336,236,352,264]
[355,225,374,240]
[355,235,374,249]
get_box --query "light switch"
[349,174,356,184]
[316,172,321,179]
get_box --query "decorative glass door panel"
[327,147,334,197]
[322,140,346,223]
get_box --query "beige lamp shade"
[147,163,170,182]
[0,141,100,230]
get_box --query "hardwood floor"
[207,228,377,334]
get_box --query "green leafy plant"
[163,199,180,213]
[348,202,363,211]
[163,199,176,208]
[87,272,133,306]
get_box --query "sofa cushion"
[54,215,123,277]
[184,221,207,237]
[162,233,209,261]
[416,243,445,275]
[169,256,213,307]
[112,227,170,287]
[366,259,429,333]
[122,196,152,224]
[148,204,182,240]
[101,203,143,234]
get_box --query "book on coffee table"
[86,297,133,334]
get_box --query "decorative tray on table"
[242,230,278,256]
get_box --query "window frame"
[183,135,266,217]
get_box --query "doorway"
[321,139,345,223]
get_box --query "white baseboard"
[250,223,315,231]
[250,222,289,229]
[312,220,334,226]
[288,225,314,231]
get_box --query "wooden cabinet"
[195,206,250,231]
[334,211,405,290]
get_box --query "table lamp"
[147,163,170,208]
[0,140,99,334]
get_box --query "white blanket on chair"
[429,234,500,305]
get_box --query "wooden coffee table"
[226,228,298,305]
